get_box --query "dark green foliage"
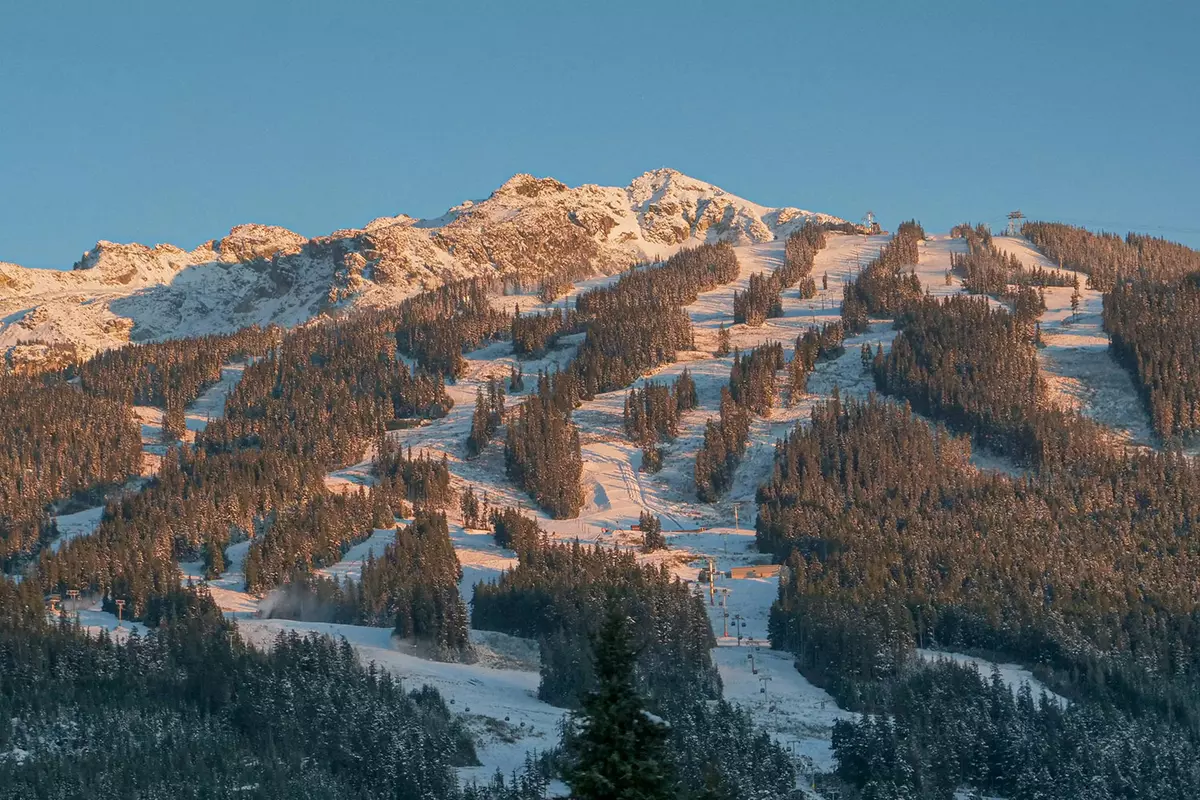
[951,222,1072,297]
[38,296,455,616]
[622,369,697,447]
[715,323,731,356]
[570,243,738,397]
[873,293,1106,469]
[470,540,718,707]
[1023,220,1200,290]
[207,315,451,466]
[72,325,276,408]
[761,393,1200,748]
[638,511,665,553]
[489,507,542,553]
[392,278,510,377]
[694,343,783,501]
[832,660,1200,800]
[260,510,470,659]
[243,488,377,593]
[373,437,454,509]
[511,305,580,356]
[563,607,675,800]
[694,387,752,502]
[0,377,142,565]
[0,582,476,800]
[789,321,844,400]
[467,377,506,457]
[841,220,926,334]
[734,221,829,325]
[1105,276,1200,439]
[504,371,584,518]
[728,342,784,416]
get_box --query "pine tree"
[715,324,731,357]
[639,512,665,553]
[565,607,675,800]
[162,397,187,442]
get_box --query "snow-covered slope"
[0,169,845,370]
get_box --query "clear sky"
[2,0,1197,269]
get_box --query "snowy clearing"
[916,649,1069,709]
[990,235,1155,446]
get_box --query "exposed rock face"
[0,169,843,369]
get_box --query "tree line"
[841,220,926,334]
[1105,276,1200,440]
[0,376,142,567]
[259,509,471,660]
[694,344,785,501]
[622,370,697,473]
[0,580,485,800]
[733,221,829,325]
[1022,220,1200,290]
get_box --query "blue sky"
[2,0,1197,269]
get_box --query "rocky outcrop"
[0,168,843,370]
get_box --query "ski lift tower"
[1006,210,1025,237]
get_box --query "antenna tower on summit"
[1006,210,1025,237]
[862,210,876,232]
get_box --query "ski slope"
[55,229,1091,790]
[990,235,1155,446]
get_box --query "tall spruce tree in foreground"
[566,607,674,800]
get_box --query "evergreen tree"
[565,607,675,800]
[715,323,731,357]
[639,511,665,553]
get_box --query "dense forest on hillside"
[0,377,142,566]
[570,243,738,397]
[733,222,828,324]
[1022,221,1200,290]
[693,344,784,501]
[504,370,584,519]
[789,321,844,400]
[71,326,277,409]
[871,293,1078,467]
[510,304,581,357]
[471,525,797,798]
[471,538,718,706]
[0,581,484,800]
[950,222,1073,297]
[841,220,925,333]
[1104,277,1200,439]
[392,278,511,378]
[759,395,1200,798]
[622,370,697,472]
[37,302,456,615]
[259,510,471,659]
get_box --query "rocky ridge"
[0,169,844,371]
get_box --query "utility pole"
[66,589,80,626]
[729,501,742,558]
[707,556,717,605]
[114,599,126,628]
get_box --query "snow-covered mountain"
[0,169,844,371]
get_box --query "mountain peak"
[2,168,845,369]
[493,173,570,199]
